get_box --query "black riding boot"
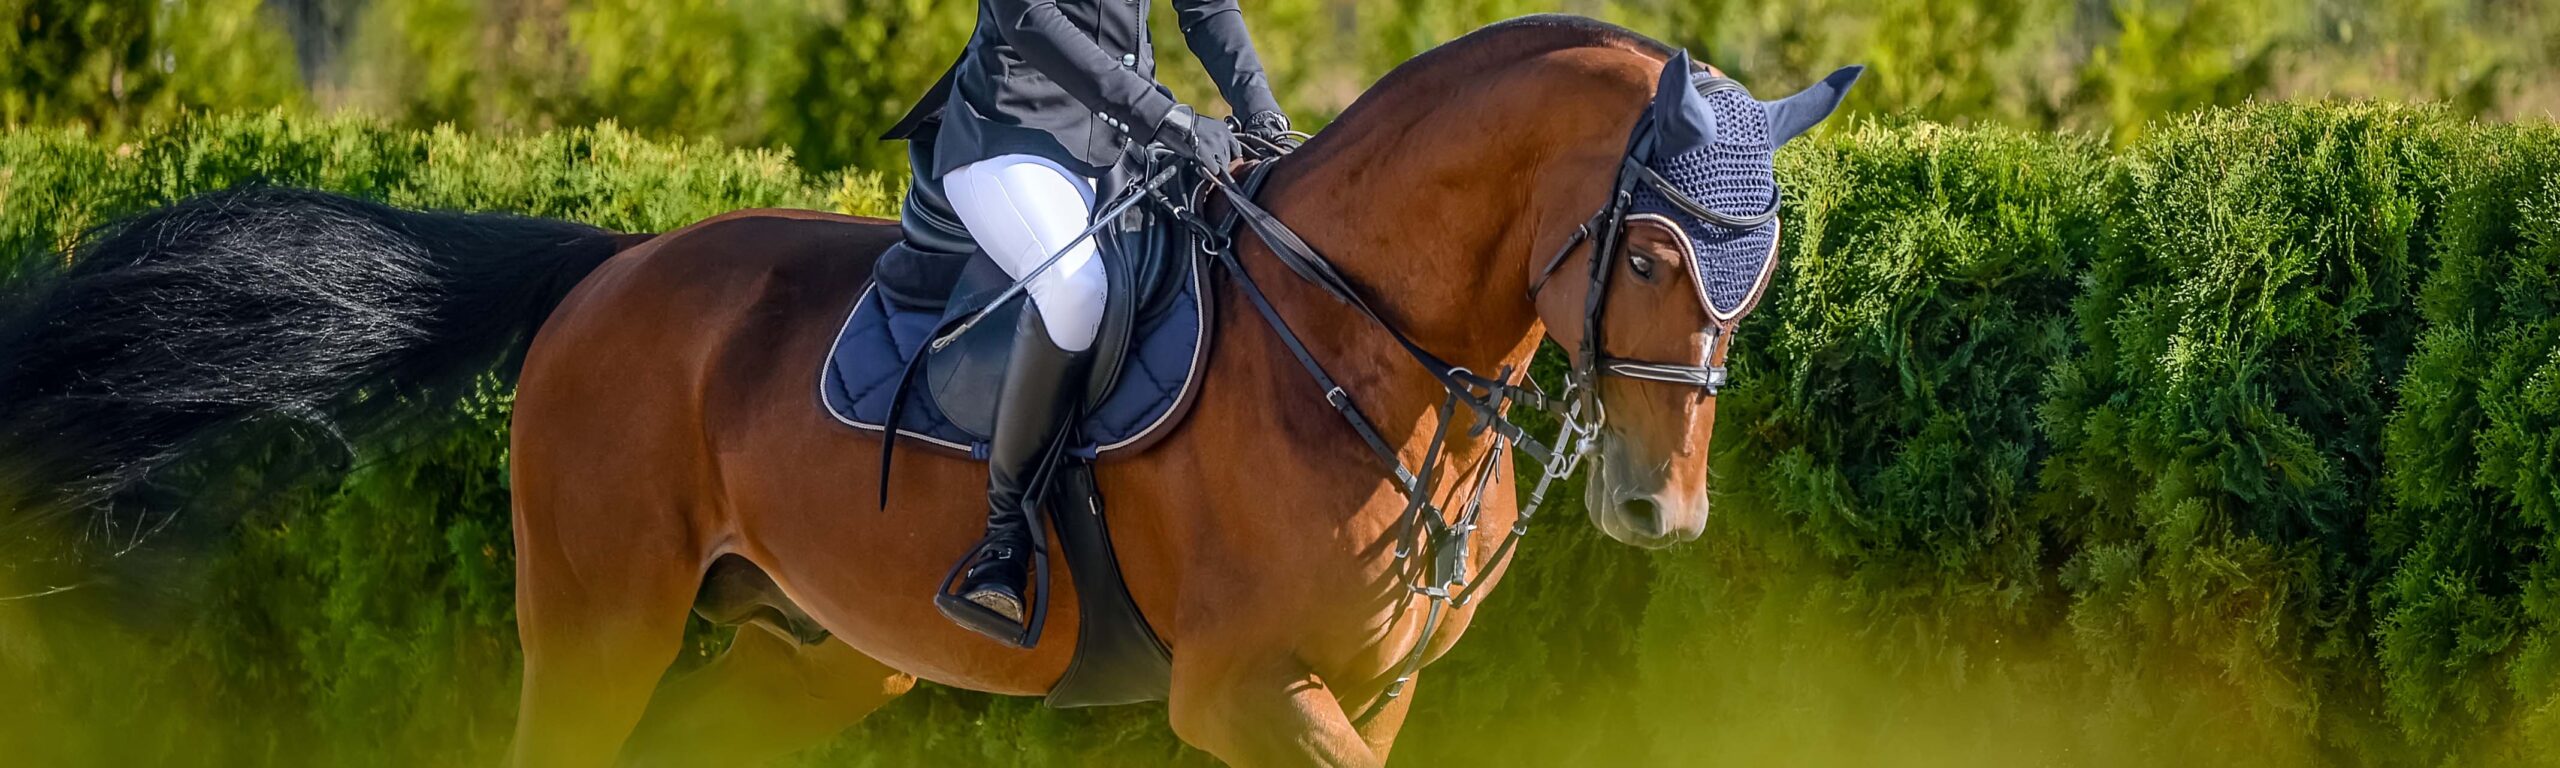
[943,304,1090,644]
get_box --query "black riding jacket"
[885,0,1282,179]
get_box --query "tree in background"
[1657,0,2554,145]
[0,0,297,132]
[8,0,2551,170]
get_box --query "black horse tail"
[0,186,624,567]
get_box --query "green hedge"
[2042,103,2458,763]
[4,106,2560,766]
[2373,123,2560,752]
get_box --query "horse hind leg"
[507,490,703,768]
[619,557,916,767]
[618,626,916,768]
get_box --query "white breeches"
[944,154,1107,352]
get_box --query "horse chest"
[1299,475,1523,688]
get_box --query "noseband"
[1170,76,1769,726]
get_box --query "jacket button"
[1122,54,1137,67]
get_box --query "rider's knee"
[1032,264,1107,351]
[1052,254,1107,302]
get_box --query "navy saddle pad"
[819,234,1210,459]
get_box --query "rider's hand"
[1154,104,1239,173]
[1241,110,1293,144]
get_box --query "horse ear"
[1651,50,1713,151]
[1764,65,1863,147]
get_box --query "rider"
[882,0,1293,639]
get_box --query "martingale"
[1192,52,1807,724]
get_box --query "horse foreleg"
[1169,655,1380,768]
[618,625,914,767]
[1351,674,1415,762]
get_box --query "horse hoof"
[966,589,1024,623]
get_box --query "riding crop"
[927,161,1184,352]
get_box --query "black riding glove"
[1155,104,1239,173]
[1242,110,1293,143]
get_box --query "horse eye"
[1628,254,1657,281]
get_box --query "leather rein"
[1181,94,1758,725]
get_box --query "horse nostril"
[1616,496,1665,535]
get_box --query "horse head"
[1535,51,1860,548]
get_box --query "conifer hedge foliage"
[2,105,2557,766]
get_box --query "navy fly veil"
[1631,52,1861,322]
[1632,84,1777,319]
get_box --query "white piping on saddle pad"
[817,257,1210,457]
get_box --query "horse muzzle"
[1584,431,1707,549]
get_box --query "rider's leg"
[947,154,1106,349]
[938,154,1105,635]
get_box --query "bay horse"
[0,15,1853,767]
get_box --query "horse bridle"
[1528,76,1769,418]
[1175,80,1770,725]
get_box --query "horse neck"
[1241,42,1657,452]
[1198,49,1658,540]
